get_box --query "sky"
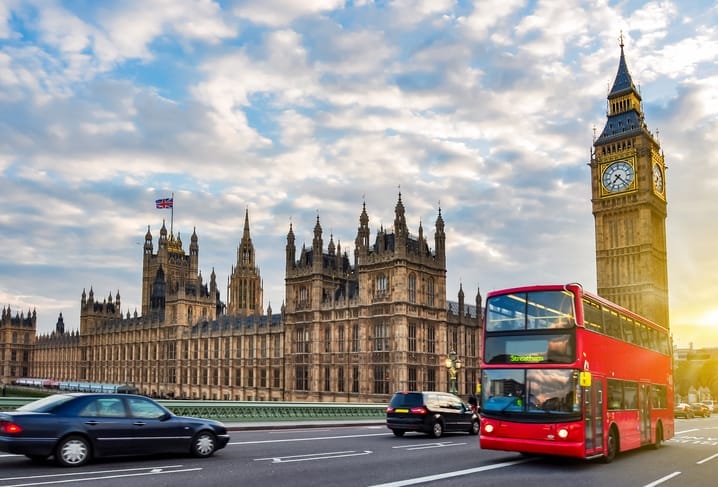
[1,0,717,350]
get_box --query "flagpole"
[170,192,174,236]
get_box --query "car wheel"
[55,435,91,467]
[392,430,405,437]
[191,431,218,458]
[468,419,479,435]
[603,426,618,463]
[431,420,443,438]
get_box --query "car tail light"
[0,422,22,434]
[386,407,394,413]
[410,407,427,415]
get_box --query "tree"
[696,359,718,399]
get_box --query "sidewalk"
[224,419,385,431]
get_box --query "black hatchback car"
[386,391,479,437]
[0,393,229,467]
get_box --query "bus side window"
[638,324,649,348]
[622,316,635,344]
[623,383,638,409]
[604,309,621,339]
[582,298,603,333]
[658,334,670,355]
[607,379,623,410]
[652,385,666,408]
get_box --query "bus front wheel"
[603,426,618,463]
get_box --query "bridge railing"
[0,397,387,422]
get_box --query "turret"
[190,227,199,275]
[159,220,168,248]
[476,286,483,322]
[328,234,336,256]
[144,225,153,255]
[355,202,370,265]
[286,222,296,272]
[312,215,323,272]
[393,192,408,251]
[434,207,446,264]
[55,312,65,334]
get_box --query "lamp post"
[445,350,462,395]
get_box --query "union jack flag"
[155,197,173,209]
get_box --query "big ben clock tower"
[590,37,669,328]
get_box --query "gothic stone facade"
[1,307,36,384]
[31,196,481,402]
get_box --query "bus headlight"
[557,428,569,439]
[484,424,494,433]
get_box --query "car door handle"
[133,422,146,426]
[85,421,99,426]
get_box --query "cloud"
[0,0,716,352]
[230,0,345,27]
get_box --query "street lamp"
[445,350,462,395]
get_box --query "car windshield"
[481,369,581,418]
[16,394,75,412]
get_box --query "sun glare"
[698,309,718,327]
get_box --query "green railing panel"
[0,397,386,422]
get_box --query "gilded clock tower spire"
[590,37,669,328]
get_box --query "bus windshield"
[481,369,580,417]
[486,290,575,331]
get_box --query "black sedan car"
[386,391,479,438]
[0,393,229,467]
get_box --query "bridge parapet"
[0,397,386,422]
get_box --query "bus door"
[639,382,651,444]
[583,376,604,456]
[582,376,604,457]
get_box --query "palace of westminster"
[0,42,670,402]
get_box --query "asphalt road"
[1,416,716,486]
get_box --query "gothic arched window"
[408,274,416,303]
[427,278,435,307]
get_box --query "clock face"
[602,160,635,193]
[653,164,664,193]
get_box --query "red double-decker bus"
[479,283,673,462]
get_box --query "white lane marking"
[254,450,373,463]
[643,471,681,487]
[675,428,700,434]
[0,468,202,487]
[265,428,333,434]
[392,441,467,451]
[367,458,534,487]
[0,465,185,481]
[231,432,388,445]
[697,452,718,464]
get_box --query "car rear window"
[16,394,75,412]
[389,393,424,408]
